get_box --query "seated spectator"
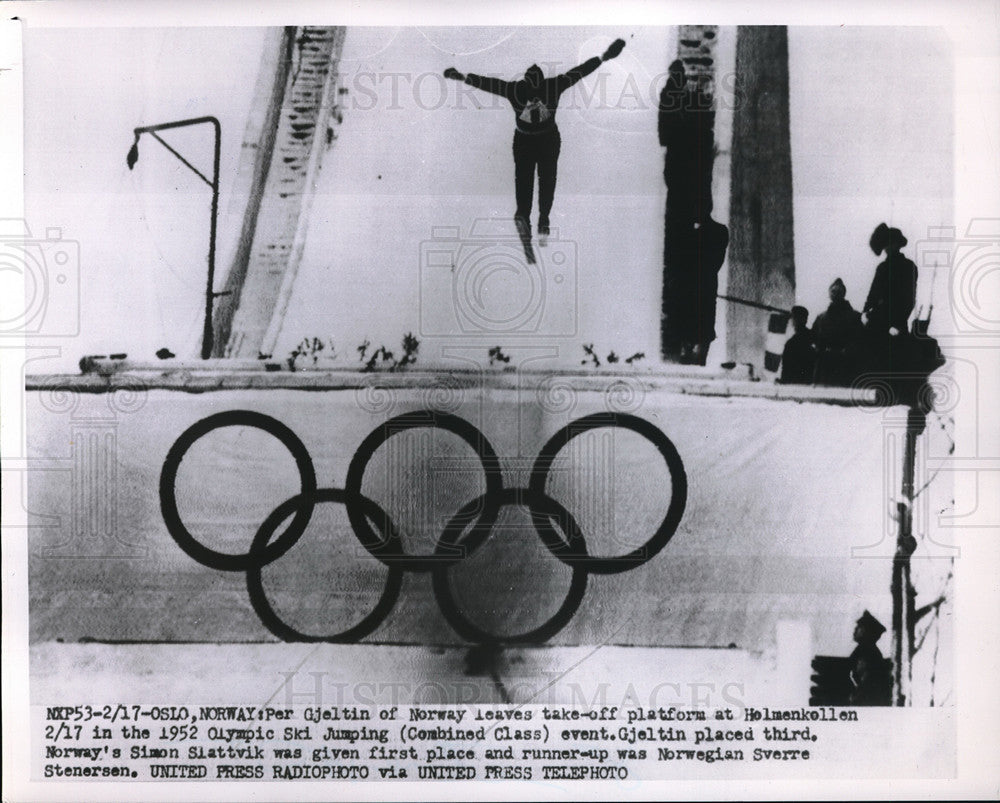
[780,306,815,384]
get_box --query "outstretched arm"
[556,38,626,93]
[444,67,511,97]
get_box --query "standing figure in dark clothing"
[658,60,715,227]
[813,277,865,386]
[779,305,815,384]
[444,38,626,251]
[658,59,724,362]
[849,610,892,706]
[864,223,918,336]
[673,217,729,365]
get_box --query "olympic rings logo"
[159,409,687,645]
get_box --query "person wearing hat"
[444,37,627,253]
[863,222,918,337]
[813,277,865,386]
[849,610,892,706]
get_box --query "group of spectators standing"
[780,223,923,387]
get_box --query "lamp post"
[127,116,222,359]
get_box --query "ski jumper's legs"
[512,131,537,226]
[513,128,562,232]
[536,129,561,234]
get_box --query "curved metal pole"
[129,116,221,359]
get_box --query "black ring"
[246,488,403,642]
[432,487,588,644]
[344,410,504,571]
[159,410,317,572]
[528,412,687,575]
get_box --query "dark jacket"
[813,299,864,386]
[814,299,864,351]
[864,252,918,334]
[658,78,716,225]
[658,80,714,147]
[780,328,816,385]
[849,643,892,706]
[464,58,602,135]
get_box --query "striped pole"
[764,312,790,374]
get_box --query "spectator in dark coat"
[849,610,892,706]
[780,305,815,384]
[864,223,918,336]
[658,59,715,227]
[677,217,729,365]
[813,277,865,386]
[658,60,725,363]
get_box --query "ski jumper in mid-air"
[445,38,626,246]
